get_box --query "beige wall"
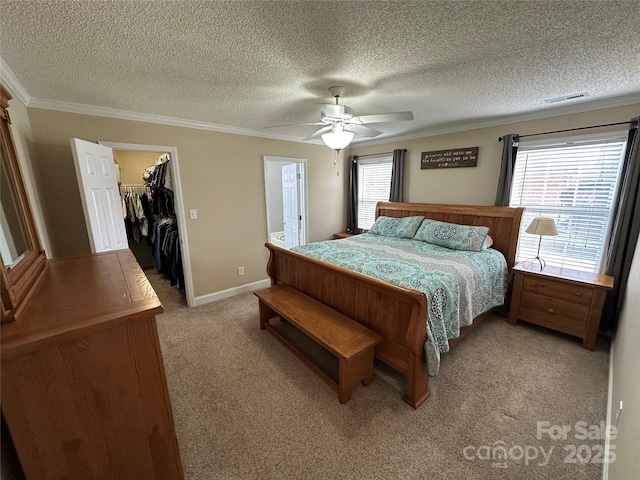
[12,99,640,301]
[609,235,640,480]
[348,103,640,206]
[25,108,346,297]
[113,150,161,185]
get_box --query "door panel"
[282,163,299,249]
[71,138,128,253]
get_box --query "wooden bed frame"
[264,202,524,408]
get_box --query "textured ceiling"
[1,0,639,144]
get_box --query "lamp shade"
[321,130,354,151]
[525,217,558,236]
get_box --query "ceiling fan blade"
[348,125,381,137]
[358,111,414,124]
[264,122,324,129]
[304,126,332,140]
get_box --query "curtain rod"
[498,121,633,142]
[354,149,406,159]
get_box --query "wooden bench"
[255,284,382,403]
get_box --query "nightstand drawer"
[509,264,613,350]
[522,276,593,305]
[519,291,589,333]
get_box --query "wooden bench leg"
[361,349,375,386]
[338,358,353,403]
[337,348,376,403]
[258,301,277,330]
[338,386,352,404]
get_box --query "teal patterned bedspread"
[291,234,508,376]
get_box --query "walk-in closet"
[113,150,185,304]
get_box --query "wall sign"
[421,147,479,169]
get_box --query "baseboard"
[193,279,271,306]
[603,337,615,480]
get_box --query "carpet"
[152,285,609,480]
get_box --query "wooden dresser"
[508,263,614,350]
[1,249,184,479]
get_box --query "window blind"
[510,136,626,273]
[357,157,393,230]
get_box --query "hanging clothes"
[151,217,183,289]
[145,155,175,217]
[120,185,153,242]
[144,153,184,290]
[156,153,173,191]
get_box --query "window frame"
[356,155,393,231]
[509,130,627,273]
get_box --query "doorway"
[100,142,194,307]
[263,156,307,249]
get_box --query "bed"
[264,202,524,408]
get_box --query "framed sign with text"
[421,147,479,169]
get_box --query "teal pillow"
[414,219,489,252]
[368,216,424,238]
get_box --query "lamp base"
[522,256,546,271]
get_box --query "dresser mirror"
[0,85,47,323]
[1,140,29,266]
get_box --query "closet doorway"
[263,156,308,249]
[100,142,194,308]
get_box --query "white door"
[70,138,128,253]
[282,163,299,249]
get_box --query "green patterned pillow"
[368,216,424,238]
[413,219,489,252]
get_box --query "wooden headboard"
[375,202,524,272]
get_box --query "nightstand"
[508,263,614,350]
[333,232,356,239]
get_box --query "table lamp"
[525,217,558,270]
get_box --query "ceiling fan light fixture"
[321,130,354,151]
[264,86,412,147]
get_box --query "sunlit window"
[510,133,626,273]
[357,157,392,230]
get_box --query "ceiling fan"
[269,86,414,151]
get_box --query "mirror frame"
[1,85,46,323]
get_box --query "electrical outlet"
[238,266,245,276]
[189,209,197,219]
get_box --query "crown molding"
[25,96,318,144]
[0,57,316,144]
[2,54,637,147]
[0,57,31,106]
[353,92,640,148]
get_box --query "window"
[357,156,393,230]
[509,132,627,273]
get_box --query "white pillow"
[481,235,493,250]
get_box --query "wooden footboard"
[265,243,431,408]
[263,202,524,408]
